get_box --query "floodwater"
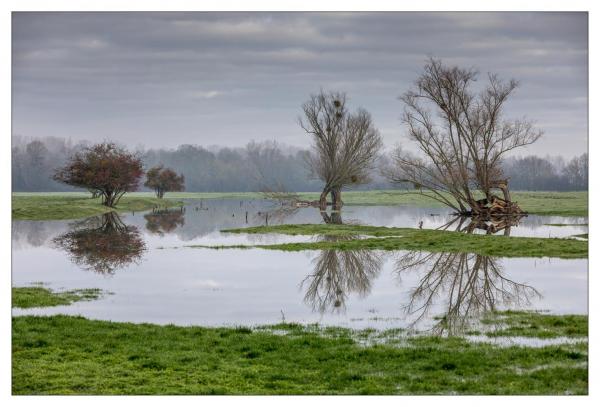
[12,199,588,332]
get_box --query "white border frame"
[1,1,595,405]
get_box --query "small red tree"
[144,165,185,198]
[53,142,144,207]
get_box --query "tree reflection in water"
[394,251,541,335]
[320,209,343,224]
[439,214,526,236]
[53,212,146,274]
[254,205,300,226]
[144,209,185,235]
[302,236,383,313]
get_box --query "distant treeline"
[11,136,588,192]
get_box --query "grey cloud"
[12,12,588,157]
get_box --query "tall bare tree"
[387,58,542,216]
[300,91,382,209]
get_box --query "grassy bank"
[218,224,587,259]
[12,313,587,395]
[13,190,587,217]
[12,193,182,220]
[12,286,106,309]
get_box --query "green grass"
[217,224,587,259]
[12,193,182,220]
[544,223,588,227]
[12,286,105,309]
[12,313,587,395]
[11,190,588,218]
[500,191,587,217]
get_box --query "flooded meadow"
[12,199,588,333]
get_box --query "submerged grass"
[480,311,588,339]
[218,224,587,259]
[12,312,587,395]
[571,233,588,239]
[12,193,182,220]
[12,286,105,309]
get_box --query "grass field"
[12,312,587,395]
[214,224,588,259]
[12,190,588,219]
[11,193,182,220]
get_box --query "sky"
[12,12,588,158]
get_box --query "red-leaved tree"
[53,142,144,207]
[144,165,185,198]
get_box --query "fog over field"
[11,135,587,192]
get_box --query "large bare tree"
[387,58,542,216]
[300,91,382,209]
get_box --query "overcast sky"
[12,12,588,158]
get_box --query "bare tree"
[246,140,303,204]
[300,90,382,209]
[387,58,542,216]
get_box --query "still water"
[12,199,588,331]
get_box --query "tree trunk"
[330,187,343,210]
[320,210,343,224]
[114,191,126,206]
[102,192,115,207]
[319,188,330,210]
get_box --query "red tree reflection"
[53,212,146,274]
[144,210,185,235]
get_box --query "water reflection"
[320,209,343,224]
[144,209,185,235]
[297,244,543,334]
[11,197,587,328]
[254,204,300,226]
[440,214,527,236]
[302,236,383,313]
[11,200,589,249]
[53,212,146,274]
[395,251,541,335]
